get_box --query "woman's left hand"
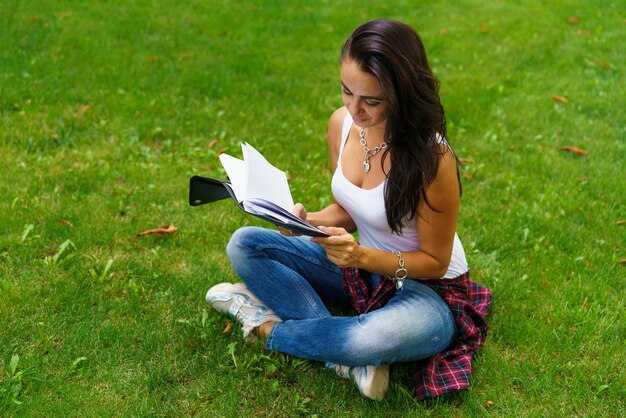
[311,226,364,268]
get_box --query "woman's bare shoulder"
[327,107,349,154]
[328,107,348,138]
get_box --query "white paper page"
[244,200,294,224]
[218,153,246,202]
[242,143,294,211]
[246,198,312,227]
[245,198,330,237]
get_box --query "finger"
[280,227,302,237]
[291,203,307,220]
[318,226,347,236]
[278,226,292,236]
[321,234,354,247]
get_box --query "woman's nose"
[348,97,363,114]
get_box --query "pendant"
[363,160,370,173]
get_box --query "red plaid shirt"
[342,268,492,400]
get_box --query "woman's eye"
[365,100,380,107]
[342,88,352,95]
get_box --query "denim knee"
[226,226,263,261]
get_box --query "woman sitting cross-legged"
[206,19,492,401]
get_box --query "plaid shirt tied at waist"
[341,268,492,400]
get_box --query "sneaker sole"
[361,365,389,401]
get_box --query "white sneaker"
[334,364,390,401]
[206,282,281,339]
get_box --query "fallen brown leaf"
[147,56,159,63]
[575,29,594,36]
[618,259,626,265]
[77,104,91,117]
[439,28,449,35]
[51,133,61,139]
[179,52,193,60]
[576,177,587,182]
[567,16,580,24]
[57,219,74,228]
[208,139,219,148]
[136,225,177,237]
[463,172,477,180]
[216,147,230,156]
[485,401,495,409]
[616,220,626,225]
[223,321,233,334]
[459,158,475,164]
[591,60,612,69]
[551,95,568,103]
[559,146,588,156]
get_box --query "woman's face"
[340,58,389,130]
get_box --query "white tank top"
[331,113,468,279]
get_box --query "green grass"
[1,0,624,416]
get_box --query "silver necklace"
[359,128,388,173]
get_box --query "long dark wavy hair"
[341,19,462,234]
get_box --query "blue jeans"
[226,226,457,367]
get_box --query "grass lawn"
[1,0,624,416]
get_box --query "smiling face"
[340,58,389,130]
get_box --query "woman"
[206,19,491,401]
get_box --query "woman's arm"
[306,201,356,232]
[313,145,460,279]
[294,107,357,232]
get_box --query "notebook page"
[242,143,294,211]
[218,153,246,202]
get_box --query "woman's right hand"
[278,203,308,236]
[291,203,307,221]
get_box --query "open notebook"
[189,143,330,237]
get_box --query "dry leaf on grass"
[575,29,594,36]
[485,401,495,409]
[559,146,588,156]
[567,16,580,24]
[223,321,233,334]
[208,139,219,148]
[551,95,568,103]
[616,220,626,225]
[136,225,177,237]
[57,219,74,228]
[77,104,91,118]
[618,259,626,265]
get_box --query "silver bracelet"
[393,251,408,289]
